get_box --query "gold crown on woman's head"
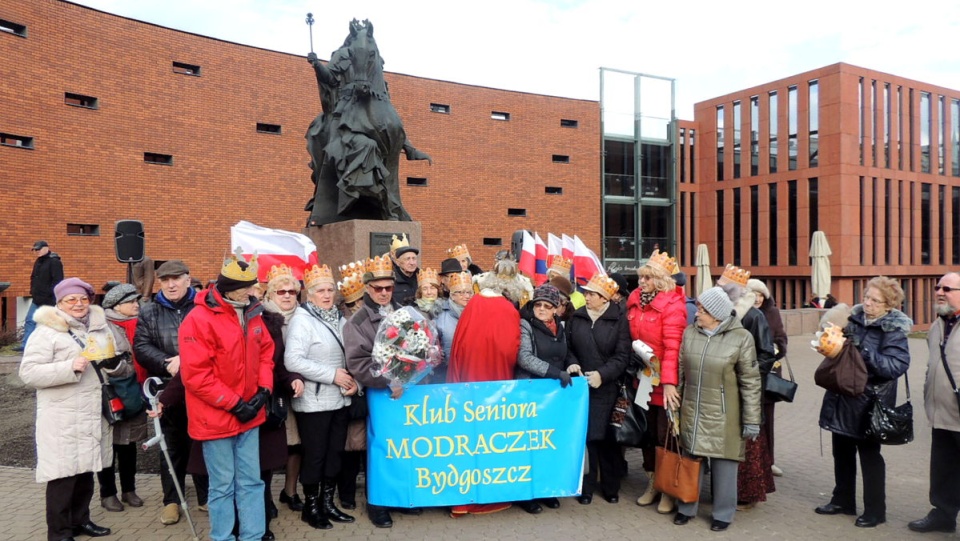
[583,272,619,300]
[222,248,259,281]
[303,264,334,289]
[265,264,295,284]
[447,244,470,260]
[338,273,365,303]
[365,255,393,280]
[418,267,440,287]
[547,255,572,276]
[645,250,679,276]
[717,263,750,287]
[447,271,473,292]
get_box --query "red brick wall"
[0,0,600,298]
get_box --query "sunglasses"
[533,301,556,310]
[275,289,298,297]
[369,285,394,293]
[935,285,960,293]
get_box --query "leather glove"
[229,399,258,424]
[585,371,602,389]
[742,424,760,441]
[546,366,573,388]
[246,387,270,412]
[632,339,655,363]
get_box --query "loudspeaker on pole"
[115,220,145,263]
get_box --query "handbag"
[109,371,146,416]
[864,373,914,445]
[608,379,647,447]
[263,392,288,430]
[814,341,868,397]
[764,356,798,403]
[653,424,702,503]
[91,363,125,425]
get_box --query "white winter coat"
[19,305,114,483]
[284,306,350,413]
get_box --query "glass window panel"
[604,202,637,260]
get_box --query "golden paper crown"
[365,255,394,280]
[418,267,440,287]
[265,264,295,285]
[338,260,365,279]
[221,247,259,282]
[81,334,116,361]
[717,263,750,288]
[447,244,470,260]
[817,323,846,358]
[584,272,619,300]
[303,264,334,290]
[447,271,473,292]
[338,273,365,303]
[390,233,411,257]
[645,249,678,276]
[547,255,573,276]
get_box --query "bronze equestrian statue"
[305,19,431,226]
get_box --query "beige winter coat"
[925,317,960,431]
[19,305,113,483]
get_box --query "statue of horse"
[305,19,431,226]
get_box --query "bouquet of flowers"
[371,306,442,388]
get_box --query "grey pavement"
[0,336,956,540]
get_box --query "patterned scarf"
[305,302,341,327]
[639,290,657,308]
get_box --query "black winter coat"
[133,289,197,379]
[30,252,63,306]
[818,305,912,438]
[516,312,575,380]
[566,302,631,441]
[393,267,419,307]
[260,310,304,470]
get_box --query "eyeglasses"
[275,289,298,297]
[60,296,90,306]
[533,301,557,310]
[369,285,394,293]
[451,290,472,297]
[935,285,960,293]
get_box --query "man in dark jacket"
[133,260,206,526]
[389,234,419,306]
[19,240,64,350]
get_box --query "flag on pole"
[533,232,548,286]
[518,230,536,278]
[547,233,563,259]
[561,234,575,260]
[573,236,603,286]
[230,220,319,281]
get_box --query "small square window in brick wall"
[256,123,281,134]
[65,93,98,109]
[0,19,27,37]
[67,223,100,236]
[552,155,570,163]
[430,103,450,114]
[560,119,578,128]
[545,186,563,195]
[507,208,527,217]
[173,61,201,76]
[407,177,428,186]
[483,238,503,246]
[144,152,173,165]
[0,133,34,148]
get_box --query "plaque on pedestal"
[304,220,422,277]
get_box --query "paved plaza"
[1,336,956,540]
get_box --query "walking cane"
[142,377,200,541]
[305,12,315,54]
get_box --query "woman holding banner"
[566,273,631,505]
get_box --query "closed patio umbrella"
[810,230,832,298]
[694,244,713,297]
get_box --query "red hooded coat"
[625,287,687,407]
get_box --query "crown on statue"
[547,255,573,276]
[447,244,470,260]
[645,250,678,276]
[365,255,393,280]
[81,334,116,361]
[221,247,259,282]
[717,263,750,288]
[585,272,619,300]
[418,267,440,287]
[265,264,295,285]
[447,271,473,292]
[390,233,411,257]
[303,264,334,290]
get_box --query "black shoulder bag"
[864,372,913,445]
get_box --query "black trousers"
[584,439,622,498]
[46,472,94,541]
[97,442,137,497]
[296,408,349,486]
[159,406,208,505]
[830,433,885,518]
[337,450,364,504]
[930,428,960,520]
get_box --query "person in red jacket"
[179,250,275,541]
[625,250,688,514]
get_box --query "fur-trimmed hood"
[34,304,108,334]
[849,303,913,334]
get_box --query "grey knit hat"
[102,283,140,309]
[532,284,562,308]
[698,286,734,322]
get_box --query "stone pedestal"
[303,220,422,275]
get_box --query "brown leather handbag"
[653,426,703,503]
[814,341,868,397]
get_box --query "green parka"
[678,316,762,461]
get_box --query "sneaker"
[161,503,180,525]
[198,503,208,513]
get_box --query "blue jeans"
[202,429,264,541]
[21,302,38,348]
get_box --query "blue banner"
[367,378,589,507]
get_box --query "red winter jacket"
[179,288,275,441]
[625,288,688,407]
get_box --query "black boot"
[262,507,275,541]
[322,478,355,523]
[300,485,332,530]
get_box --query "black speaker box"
[115,220,145,263]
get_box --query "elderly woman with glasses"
[435,271,474,383]
[814,276,912,528]
[20,278,117,540]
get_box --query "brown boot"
[101,495,124,512]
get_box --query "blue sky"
[71,0,960,119]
